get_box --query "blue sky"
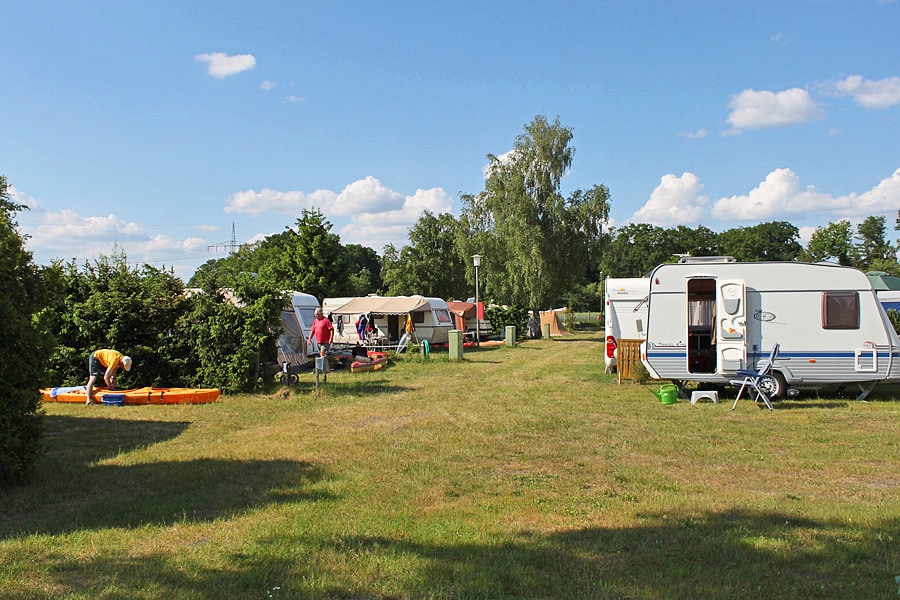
[3,1,899,280]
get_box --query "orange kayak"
[40,386,220,405]
[350,351,389,373]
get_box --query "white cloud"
[631,172,709,225]
[712,168,832,220]
[34,209,144,241]
[711,167,900,221]
[331,176,405,217]
[726,88,825,132]
[260,80,276,90]
[842,168,900,213]
[832,75,900,109]
[283,95,304,103]
[9,186,42,212]
[224,188,335,217]
[338,187,453,249]
[194,52,256,78]
[224,177,453,249]
[679,128,707,139]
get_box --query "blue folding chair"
[731,343,779,411]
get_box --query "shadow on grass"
[26,509,898,598]
[0,415,328,538]
[319,380,414,396]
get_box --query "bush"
[484,305,529,341]
[888,309,900,336]
[0,176,56,486]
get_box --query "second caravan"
[327,295,454,347]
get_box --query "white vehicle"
[878,290,900,313]
[640,258,900,400]
[328,295,454,347]
[603,277,650,372]
[321,297,359,341]
[276,292,321,368]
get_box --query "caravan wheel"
[760,371,787,401]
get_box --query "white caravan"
[878,290,900,313]
[276,292,321,368]
[603,277,650,372]
[321,297,359,341]
[328,295,454,347]
[640,258,900,400]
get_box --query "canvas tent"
[447,301,476,332]
[539,309,569,336]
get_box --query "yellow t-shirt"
[94,349,124,371]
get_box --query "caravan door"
[716,279,747,373]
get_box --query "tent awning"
[332,296,431,316]
[446,301,476,318]
[867,271,900,291]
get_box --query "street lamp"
[472,254,483,346]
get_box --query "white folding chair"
[731,343,779,411]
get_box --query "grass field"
[2,331,899,599]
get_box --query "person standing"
[86,349,132,405]
[307,308,334,373]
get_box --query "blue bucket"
[101,393,125,406]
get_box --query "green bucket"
[657,384,678,405]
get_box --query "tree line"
[2,116,899,484]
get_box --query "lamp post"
[472,254,482,346]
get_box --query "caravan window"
[434,309,452,323]
[413,311,426,324]
[822,291,859,329]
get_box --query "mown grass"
[2,332,899,599]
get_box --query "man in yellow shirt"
[86,349,132,405]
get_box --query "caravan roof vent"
[677,256,736,264]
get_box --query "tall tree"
[382,211,467,299]
[343,243,382,295]
[803,220,854,265]
[717,221,801,262]
[0,175,58,485]
[601,223,678,278]
[459,115,611,313]
[854,215,896,271]
[255,208,351,300]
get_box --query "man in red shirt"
[307,308,334,373]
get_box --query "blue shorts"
[88,352,107,378]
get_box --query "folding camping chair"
[730,343,779,411]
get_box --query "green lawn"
[2,332,899,599]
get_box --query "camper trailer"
[640,259,900,400]
[604,277,650,372]
[328,295,454,347]
[276,292,321,373]
[878,290,900,313]
[321,297,359,341]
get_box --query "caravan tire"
[760,371,787,401]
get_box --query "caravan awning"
[447,301,476,318]
[332,296,431,316]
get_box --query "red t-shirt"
[310,317,334,344]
